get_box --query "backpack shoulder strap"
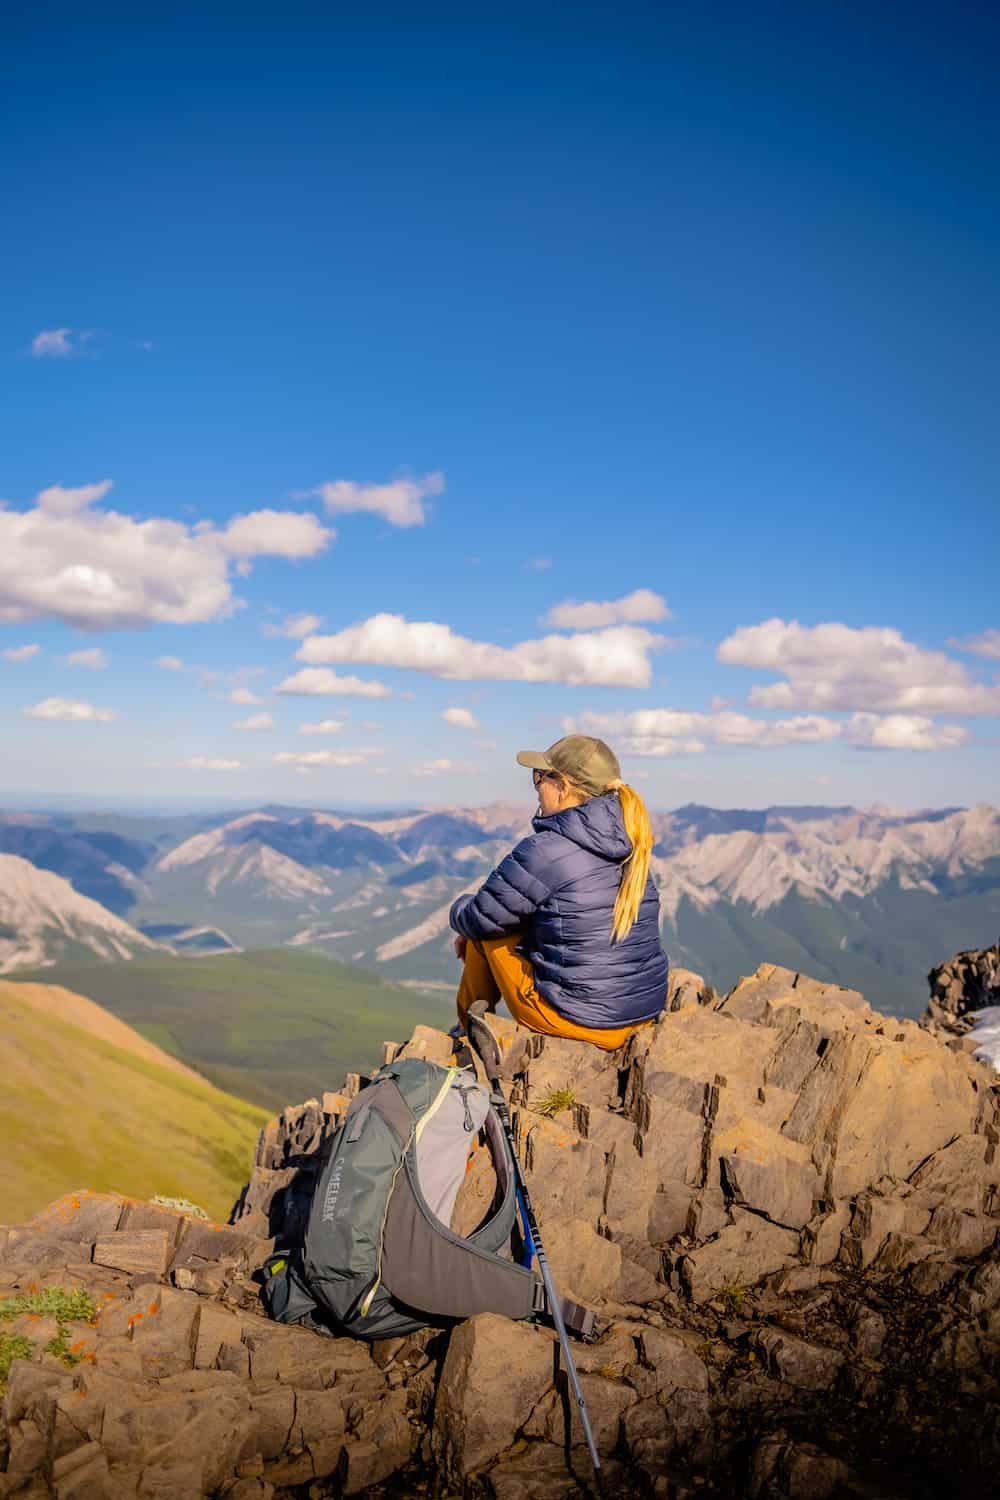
[340,1070,416,1146]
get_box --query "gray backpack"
[263,1058,592,1342]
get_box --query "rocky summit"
[2,960,999,1500]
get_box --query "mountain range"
[0,852,163,972]
[1,800,999,1016]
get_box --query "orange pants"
[455,932,647,1052]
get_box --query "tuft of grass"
[0,1332,35,1391]
[695,1340,717,1364]
[0,1286,97,1391]
[150,1195,209,1219]
[536,1086,577,1118]
[43,1328,83,1365]
[717,1280,749,1316]
[0,1286,96,1325]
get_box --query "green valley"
[22,948,448,1109]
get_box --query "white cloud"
[296,613,668,689]
[31,328,73,357]
[574,706,967,756]
[299,718,345,735]
[412,757,473,776]
[524,557,552,571]
[187,756,242,770]
[232,712,274,732]
[442,706,479,730]
[575,708,818,754]
[544,588,670,630]
[0,481,331,629]
[305,472,444,528]
[276,667,392,699]
[359,720,381,732]
[156,655,184,671]
[845,714,968,751]
[718,618,1000,716]
[219,510,331,560]
[36,481,113,516]
[22,697,116,723]
[228,687,263,705]
[2,644,40,663]
[274,747,384,767]
[262,611,324,639]
[65,647,109,670]
[571,708,710,758]
[949,629,1000,661]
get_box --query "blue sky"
[2,1,998,809]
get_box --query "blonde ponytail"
[606,779,653,942]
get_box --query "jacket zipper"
[358,1066,457,1317]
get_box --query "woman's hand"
[454,935,467,961]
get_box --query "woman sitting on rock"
[450,735,668,1050]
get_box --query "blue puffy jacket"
[449,792,668,1029]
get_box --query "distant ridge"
[0,852,165,972]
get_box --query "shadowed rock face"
[924,940,1000,1034]
[2,961,999,1499]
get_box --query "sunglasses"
[532,770,557,788]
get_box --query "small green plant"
[0,1332,35,1391]
[0,1287,96,1325]
[0,1286,97,1392]
[695,1339,717,1364]
[536,1086,577,1118]
[717,1279,749,1316]
[42,1329,85,1366]
[150,1195,210,1219]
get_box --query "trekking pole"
[465,1002,602,1482]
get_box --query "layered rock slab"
[2,957,999,1498]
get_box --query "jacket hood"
[533,791,631,862]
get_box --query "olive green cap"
[516,735,621,798]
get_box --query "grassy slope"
[22,948,446,1109]
[0,980,204,1082]
[1,984,269,1224]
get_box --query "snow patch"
[968,1006,1000,1073]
